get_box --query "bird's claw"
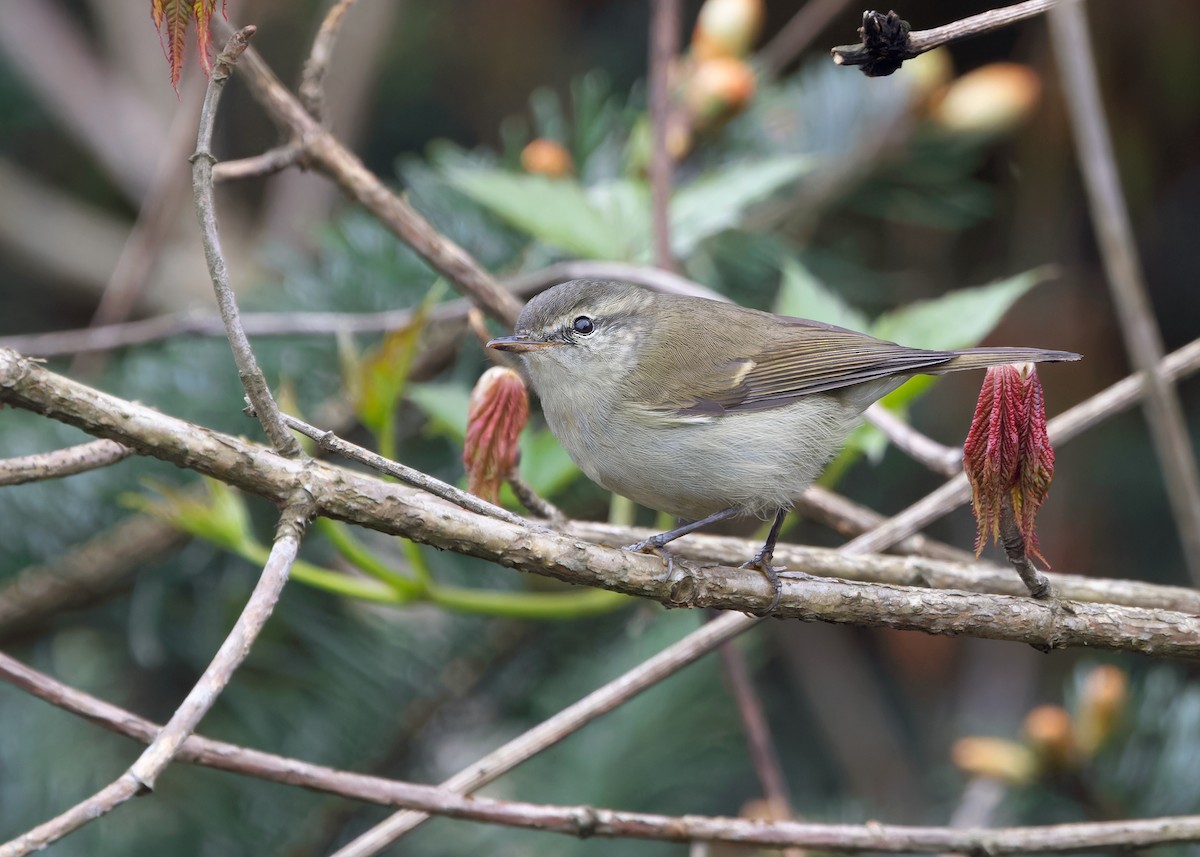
[740,556,786,616]
[623,539,675,581]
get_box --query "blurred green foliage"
[2,3,1198,855]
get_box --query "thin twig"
[831,1,1059,76]
[758,0,852,81]
[998,502,1051,599]
[865,404,963,477]
[299,0,358,123]
[191,26,301,456]
[0,491,314,856]
[328,611,761,856]
[8,650,1200,854]
[715,632,804,857]
[0,302,466,358]
[797,485,973,562]
[212,142,306,182]
[0,262,728,359]
[0,439,131,485]
[1049,0,1200,584]
[506,472,565,524]
[271,409,539,530]
[648,0,680,271]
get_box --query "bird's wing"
[647,319,956,415]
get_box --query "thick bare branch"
[0,491,314,856]
[1049,0,1200,583]
[565,520,1200,613]
[2,347,1198,652]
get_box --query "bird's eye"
[572,316,595,335]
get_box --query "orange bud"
[1076,665,1128,755]
[931,63,1041,134]
[951,736,1037,784]
[1024,705,1077,772]
[691,0,764,61]
[520,138,574,178]
[684,57,756,130]
[464,367,529,504]
[964,363,1054,565]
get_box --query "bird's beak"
[487,334,563,354]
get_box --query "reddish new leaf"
[963,363,1054,565]
[150,0,227,90]
[464,368,529,504]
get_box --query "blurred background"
[1,0,1199,854]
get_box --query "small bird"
[489,279,1079,613]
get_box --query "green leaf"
[586,179,652,260]
[773,257,870,330]
[446,169,629,259]
[406,382,472,442]
[670,156,816,257]
[841,268,1055,466]
[123,478,252,553]
[355,320,426,442]
[869,267,1053,350]
[518,427,582,498]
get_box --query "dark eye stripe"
[572,316,595,335]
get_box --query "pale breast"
[547,393,864,521]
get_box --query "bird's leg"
[741,508,788,615]
[624,506,742,579]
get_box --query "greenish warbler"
[488,279,1079,613]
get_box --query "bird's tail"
[933,347,1081,374]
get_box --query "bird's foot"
[623,537,676,581]
[740,552,786,616]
